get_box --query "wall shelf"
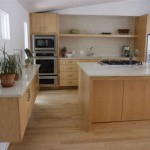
[59,34,139,38]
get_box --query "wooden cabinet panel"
[60,64,78,72]
[44,14,57,33]
[135,14,150,61]
[30,13,45,34]
[59,59,100,86]
[122,80,150,121]
[92,80,123,122]
[60,59,78,65]
[0,73,39,142]
[60,79,78,86]
[60,72,78,80]
[30,13,58,34]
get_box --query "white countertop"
[0,65,40,97]
[59,56,130,60]
[78,62,150,77]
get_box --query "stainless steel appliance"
[100,60,142,65]
[146,34,150,62]
[32,35,58,86]
[32,35,56,51]
[122,46,130,57]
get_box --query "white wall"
[54,0,150,16]
[0,1,29,149]
[0,0,29,51]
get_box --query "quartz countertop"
[78,62,150,77]
[59,56,130,60]
[0,65,40,97]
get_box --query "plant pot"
[1,74,15,87]
[25,62,32,67]
[15,73,20,81]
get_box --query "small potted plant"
[25,57,33,67]
[0,45,22,87]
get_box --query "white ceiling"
[17,0,131,13]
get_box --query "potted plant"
[25,57,33,67]
[0,45,22,87]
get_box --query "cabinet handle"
[27,89,31,101]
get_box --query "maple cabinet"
[134,14,150,61]
[59,58,100,86]
[0,67,39,142]
[30,13,58,34]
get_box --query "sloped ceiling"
[17,0,131,12]
[17,0,150,16]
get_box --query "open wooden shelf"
[59,34,139,38]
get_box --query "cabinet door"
[30,13,45,34]
[92,80,123,122]
[122,80,150,121]
[44,14,57,33]
[19,89,31,139]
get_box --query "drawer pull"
[67,75,72,77]
[27,89,31,101]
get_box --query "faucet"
[87,47,94,56]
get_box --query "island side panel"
[122,79,150,121]
[0,97,21,142]
[78,68,93,131]
[91,78,123,123]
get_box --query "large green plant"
[0,45,22,76]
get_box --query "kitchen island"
[0,65,40,142]
[78,62,150,131]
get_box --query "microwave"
[32,35,56,51]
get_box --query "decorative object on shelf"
[70,29,80,34]
[118,29,130,34]
[0,44,22,87]
[87,47,94,56]
[61,47,67,57]
[25,57,33,67]
[101,32,112,34]
[65,50,73,58]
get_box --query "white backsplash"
[59,15,135,57]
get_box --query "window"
[0,10,10,40]
[24,22,29,49]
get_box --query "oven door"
[33,35,56,51]
[34,57,57,75]
[39,76,58,85]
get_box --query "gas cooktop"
[100,60,142,65]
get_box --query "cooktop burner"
[100,60,142,65]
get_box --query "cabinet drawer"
[60,59,78,65]
[60,72,78,80]
[60,65,78,71]
[60,79,78,86]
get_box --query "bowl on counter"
[65,53,73,58]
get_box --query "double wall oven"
[32,35,58,86]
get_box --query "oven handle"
[33,57,57,60]
[39,76,58,79]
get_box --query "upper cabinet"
[134,14,150,61]
[30,13,59,34]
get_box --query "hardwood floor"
[9,89,150,150]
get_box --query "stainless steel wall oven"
[32,35,58,86]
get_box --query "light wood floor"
[9,89,150,150]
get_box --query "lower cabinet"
[90,78,150,123]
[122,80,150,121]
[59,59,100,86]
[0,73,39,142]
[92,80,123,122]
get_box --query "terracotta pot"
[25,62,32,67]
[1,74,15,87]
[15,73,20,81]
